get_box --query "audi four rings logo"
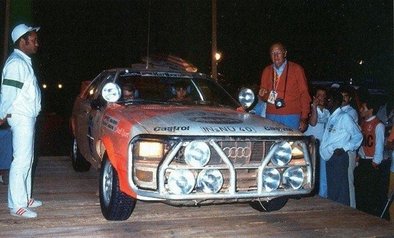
[223,146,252,158]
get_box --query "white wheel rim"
[102,160,113,206]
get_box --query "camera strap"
[271,62,289,100]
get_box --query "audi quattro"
[70,65,316,221]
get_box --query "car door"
[76,71,116,161]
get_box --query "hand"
[298,118,308,132]
[259,88,269,101]
[312,96,319,108]
[236,106,245,112]
[0,114,11,126]
[371,161,379,169]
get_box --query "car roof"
[104,65,208,80]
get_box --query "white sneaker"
[28,198,43,208]
[10,207,37,218]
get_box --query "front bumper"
[127,136,316,204]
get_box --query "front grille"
[169,138,283,193]
[173,139,275,167]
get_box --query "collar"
[331,107,343,117]
[14,49,32,62]
[273,60,287,75]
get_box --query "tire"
[71,138,91,172]
[99,156,136,220]
[249,197,288,212]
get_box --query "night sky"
[1,0,393,115]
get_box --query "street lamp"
[215,52,222,62]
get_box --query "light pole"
[211,0,218,80]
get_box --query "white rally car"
[70,64,316,221]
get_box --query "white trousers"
[348,151,357,208]
[7,114,36,209]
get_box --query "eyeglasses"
[271,51,284,56]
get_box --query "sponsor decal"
[182,111,243,124]
[201,126,256,133]
[103,115,119,131]
[189,117,242,124]
[154,126,190,132]
[263,126,293,132]
[115,127,129,138]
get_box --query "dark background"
[0,0,393,155]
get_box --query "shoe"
[10,207,37,218]
[28,198,43,208]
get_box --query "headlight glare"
[283,166,304,189]
[271,141,292,166]
[168,169,195,195]
[137,141,164,159]
[263,168,281,192]
[196,169,223,193]
[184,141,210,167]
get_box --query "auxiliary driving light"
[168,169,195,195]
[238,88,255,109]
[283,166,304,189]
[271,141,292,166]
[262,168,281,192]
[184,141,210,167]
[196,169,223,193]
[101,82,121,102]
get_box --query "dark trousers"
[326,151,350,206]
[354,159,391,219]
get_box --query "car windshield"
[116,72,240,109]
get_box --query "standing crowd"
[258,42,393,221]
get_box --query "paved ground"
[0,156,393,238]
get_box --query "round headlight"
[168,169,195,195]
[262,168,281,192]
[184,141,210,167]
[196,169,223,193]
[101,82,121,102]
[283,166,304,189]
[271,141,292,166]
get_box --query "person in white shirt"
[339,85,359,208]
[0,24,42,218]
[304,86,330,198]
[320,89,362,206]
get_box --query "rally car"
[70,63,316,221]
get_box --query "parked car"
[70,64,316,220]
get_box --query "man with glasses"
[259,42,311,132]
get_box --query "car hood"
[107,105,302,137]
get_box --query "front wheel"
[71,138,91,172]
[249,197,288,212]
[99,156,136,220]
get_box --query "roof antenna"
[145,0,151,69]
